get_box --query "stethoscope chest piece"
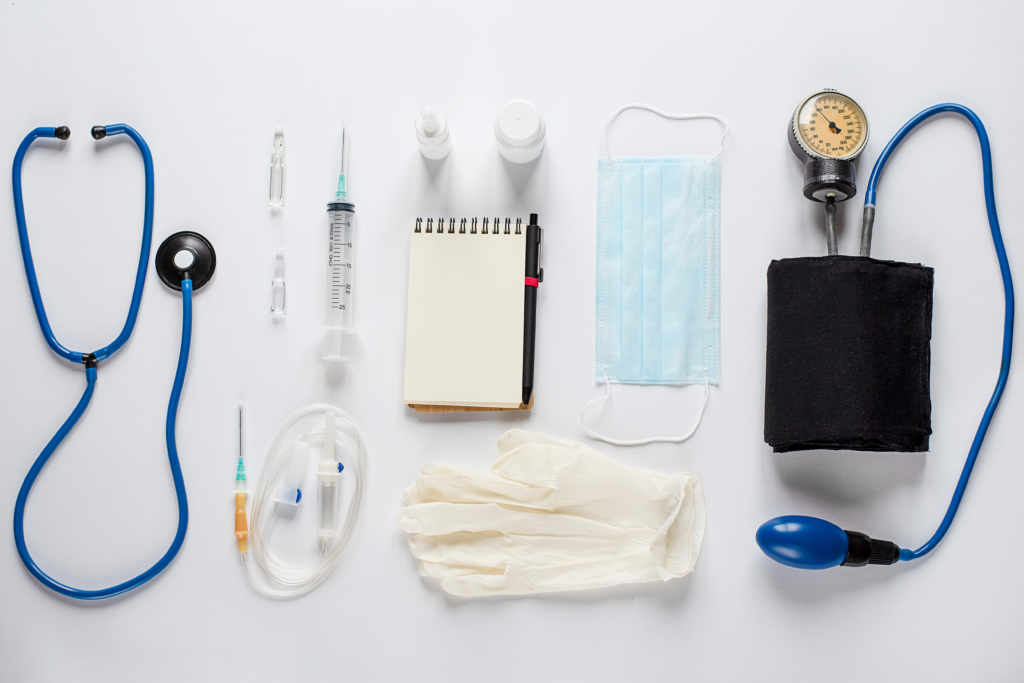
[156,231,217,290]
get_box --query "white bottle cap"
[494,100,546,163]
[415,106,451,160]
[420,107,440,134]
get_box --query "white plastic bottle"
[415,106,452,160]
[495,100,546,163]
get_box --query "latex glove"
[397,430,705,596]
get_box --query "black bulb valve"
[842,531,900,567]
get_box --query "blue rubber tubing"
[11,125,191,599]
[865,105,1014,561]
[12,125,154,363]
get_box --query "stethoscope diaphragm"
[156,231,217,291]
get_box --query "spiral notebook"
[404,217,531,411]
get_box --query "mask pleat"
[641,162,663,381]
[596,159,623,379]
[660,162,685,380]
[705,159,720,382]
[677,162,708,381]
[619,162,645,380]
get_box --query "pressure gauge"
[789,89,870,203]
[793,91,869,160]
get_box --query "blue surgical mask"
[582,105,727,446]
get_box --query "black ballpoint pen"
[522,213,542,407]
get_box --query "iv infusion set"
[323,124,356,362]
[757,91,1014,571]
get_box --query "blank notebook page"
[403,228,526,407]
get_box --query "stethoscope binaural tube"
[12,124,154,364]
[10,124,208,599]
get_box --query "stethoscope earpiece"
[156,231,216,291]
[49,126,104,141]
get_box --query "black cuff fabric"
[764,255,934,453]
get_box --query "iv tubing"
[864,104,1014,561]
[12,125,191,600]
[243,405,366,599]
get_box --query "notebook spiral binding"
[414,217,524,235]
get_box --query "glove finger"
[399,501,655,540]
[403,465,555,508]
[407,531,510,571]
[496,429,586,455]
[398,502,516,535]
[492,442,670,511]
[408,529,631,574]
[438,558,661,596]
[412,532,677,596]
[494,441,685,502]
[497,429,618,461]
[401,501,566,535]
[408,526,661,584]
[404,463,515,503]
[440,571,532,597]
[417,560,497,579]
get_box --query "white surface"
[404,227,525,407]
[0,0,1021,681]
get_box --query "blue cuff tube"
[867,105,1014,561]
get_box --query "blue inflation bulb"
[756,516,849,570]
[756,515,901,569]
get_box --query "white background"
[1,1,1022,680]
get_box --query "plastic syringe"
[323,124,356,362]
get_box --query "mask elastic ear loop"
[601,104,729,160]
[581,369,709,446]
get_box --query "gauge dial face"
[795,92,868,160]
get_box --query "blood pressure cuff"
[764,255,933,453]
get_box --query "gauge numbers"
[796,92,867,160]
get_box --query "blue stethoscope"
[758,105,1015,569]
[11,124,215,599]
